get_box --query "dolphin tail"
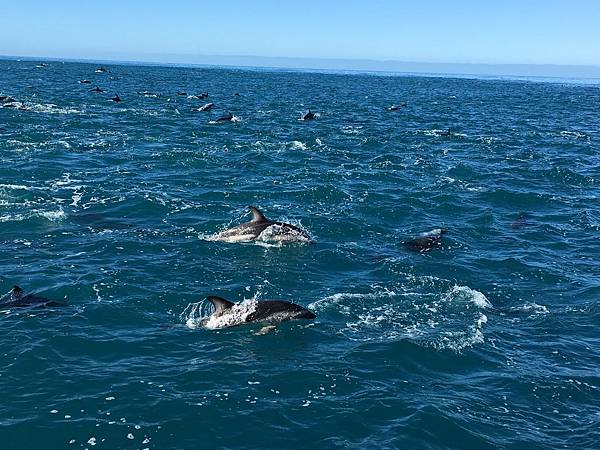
[207,296,234,315]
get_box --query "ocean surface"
[1,59,599,449]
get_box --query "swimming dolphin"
[0,96,17,103]
[302,109,316,121]
[95,67,107,73]
[176,91,187,96]
[79,79,91,84]
[109,94,121,102]
[188,93,208,100]
[387,103,406,111]
[0,286,65,310]
[214,111,234,123]
[213,206,313,244]
[193,102,214,112]
[403,228,448,252]
[89,86,104,93]
[199,295,316,328]
[436,129,453,137]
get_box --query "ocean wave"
[311,284,491,351]
[0,207,65,223]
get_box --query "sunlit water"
[1,59,599,449]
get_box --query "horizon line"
[2,52,600,80]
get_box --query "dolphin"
[79,79,91,84]
[95,67,107,73]
[387,103,406,111]
[199,295,316,328]
[214,111,234,123]
[213,206,313,244]
[188,93,208,99]
[0,96,17,103]
[89,86,104,93]
[0,286,65,310]
[435,128,453,137]
[177,91,187,96]
[193,102,214,112]
[301,109,316,121]
[403,228,448,252]
[109,94,121,102]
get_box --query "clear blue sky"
[2,0,599,66]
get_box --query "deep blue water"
[1,59,599,449]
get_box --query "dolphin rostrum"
[213,206,313,244]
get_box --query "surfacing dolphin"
[403,228,448,253]
[198,295,316,329]
[213,206,313,244]
[0,286,65,310]
[214,111,234,123]
[301,109,316,121]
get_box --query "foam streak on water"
[1,59,599,449]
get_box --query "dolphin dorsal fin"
[11,285,23,299]
[248,206,268,223]
[207,296,234,315]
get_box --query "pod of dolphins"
[3,62,519,330]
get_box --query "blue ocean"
[1,59,599,449]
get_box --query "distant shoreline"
[2,53,600,84]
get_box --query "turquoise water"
[1,59,599,449]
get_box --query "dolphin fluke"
[248,206,267,223]
[207,296,234,315]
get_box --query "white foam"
[39,209,66,222]
[445,285,492,309]
[0,184,28,190]
[256,224,313,245]
[509,302,549,315]
[290,140,307,150]
[183,298,258,330]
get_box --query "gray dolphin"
[0,286,65,310]
[199,295,315,328]
[214,111,234,122]
[403,228,448,252]
[213,206,313,244]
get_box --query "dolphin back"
[247,300,316,322]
